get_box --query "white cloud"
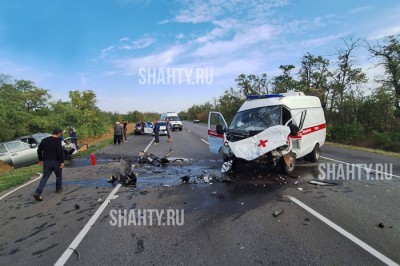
[172,0,288,24]
[191,24,277,57]
[368,25,400,40]
[175,33,185,39]
[111,46,185,74]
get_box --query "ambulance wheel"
[308,144,321,162]
[281,153,296,174]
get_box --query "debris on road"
[181,176,190,183]
[273,209,284,217]
[139,190,148,195]
[297,188,304,191]
[97,199,102,202]
[378,223,385,228]
[210,191,217,196]
[74,204,80,210]
[308,180,337,186]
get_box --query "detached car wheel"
[308,144,321,162]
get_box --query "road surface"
[0,121,399,265]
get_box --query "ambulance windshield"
[228,105,281,134]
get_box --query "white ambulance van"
[160,112,183,131]
[208,92,326,174]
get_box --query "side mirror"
[216,124,225,134]
[289,124,299,136]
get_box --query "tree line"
[0,75,159,142]
[179,35,400,152]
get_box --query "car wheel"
[281,153,296,174]
[308,144,321,162]
[179,128,182,131]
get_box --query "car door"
[208,112,228,154]
[6,142,38,168]
[0,143,12,165]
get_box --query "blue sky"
[0,0,399,113]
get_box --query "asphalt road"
[0,121,399,266]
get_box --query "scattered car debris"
[210,191,217,196]
[97,199,102,202]
[139,190,148,195]
[181,176,190,183]
[74,204,80,210]
[297,188,304,191]
[308,180,337,186]
[305,218,311,222]
[273,209,284,217]
[378,223,385,228]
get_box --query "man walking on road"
[33,129,64,201]
[114,121,123,145]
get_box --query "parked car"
[193,119,200,123]
[135,122,153,135]
[146,121,154,128]
[0,140,39,168]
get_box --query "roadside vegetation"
[179,35,400,152]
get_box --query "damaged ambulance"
[207,92,326,174]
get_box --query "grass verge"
[325,141,400,158]
[0,164,42,193]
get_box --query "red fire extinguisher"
[91,153,96,166]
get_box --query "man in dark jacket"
[33,129,65,201]
[153,120,160,144]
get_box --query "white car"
[0,140,39,168]
[208,92,326,174]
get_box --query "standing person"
[33,129,65,201]
[153,120,159,144]
[140,120,145,135]
[114,121,123,145]
[122,119,128,142]
[166,118,173,142]
[68,126,78,149]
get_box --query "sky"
[0,0,399,113]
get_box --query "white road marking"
[144,138,155,152]
[0,173,42,201]
[55,184,122,266]
[201,139,209,145]
[55,138,155,265]
[287,196,399,266]
[321,156,400,179]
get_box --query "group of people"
[113,120,128,145]
[153,118,173,144]
[114,118,173,145]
